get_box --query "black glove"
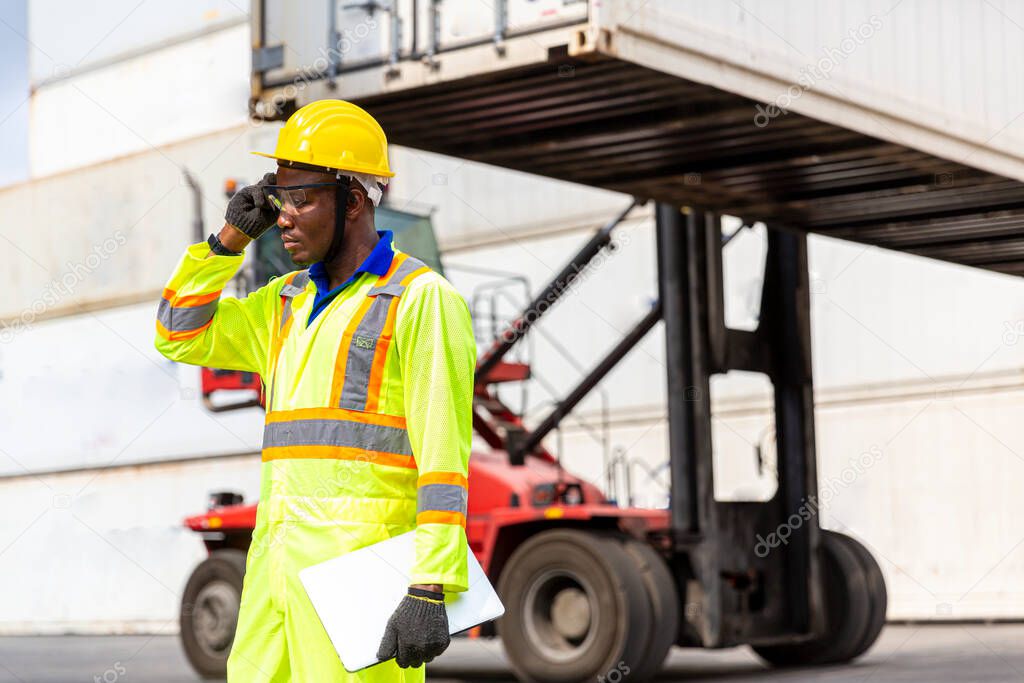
[376,588,450,668]
[224,172,278,239]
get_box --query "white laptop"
[298,531,505,672]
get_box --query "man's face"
[273,165,339,265]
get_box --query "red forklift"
[177,178,886,681]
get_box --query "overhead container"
[251,0,1024,276]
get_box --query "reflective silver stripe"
[417,483,468,515]
[337,257,430,409]
[280,270,310,298]
[157,297,217,332]
[263,418,413,455]
[369,282,406,297]
[279,270,309,332]
[338,295,392,410]
[367,256,428,296]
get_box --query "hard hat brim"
[251,151,396,178]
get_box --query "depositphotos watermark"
[498,231,632,344]
[754,16,884,128]
[754,445,883,558]
[93,661,126,683]
[597,661,631,683]
[0,230,127,344]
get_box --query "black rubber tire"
[180,549,247,679]
[619,537,680,682]
[752,530,872,667]
[497,529,653,683]
[830,532,887,659]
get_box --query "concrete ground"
[1,625,1022,682]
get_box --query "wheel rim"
[523,568,600,662]
[192,580,240,658]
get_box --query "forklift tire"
[830,532,887,659]
[180,549,246,679]
[497,529,653,683]
[618,537,680,681]
[751,530,872,667]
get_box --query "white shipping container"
[0,455,260,634]
[258,0,587,88]
[0,302,264,476]
[29,22,251,177]
[28,0,249,87]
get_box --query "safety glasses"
[262,183,339,214]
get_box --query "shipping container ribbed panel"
[251,0,1024,276]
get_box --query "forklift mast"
[479,201,825,647]
[657,206,823,647]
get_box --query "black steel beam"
[510,302,662,462]
[761,228,821,637]
[656,203,703,536]
[476,198,643,380]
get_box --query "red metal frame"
[185,446,669,578]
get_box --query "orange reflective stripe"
[269,311,295,367]
[266,309,294,405]
[361,254,429,411]
[400,266,430,286]
[380,252,409,283]
[417,472,469,489]
[175,290,222,307]
[161,287,222,307]
[329,296,376,406]
[363,299,399,412]
[261,445,416,469]
[416,510,467,527]
[267,272,305,409]
[155,318,212,341]
[265,407,407,430]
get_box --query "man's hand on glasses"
[224,172,280,241]
[262,182,341,215]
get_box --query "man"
[155,99,475,681]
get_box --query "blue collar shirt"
[306,230,395,325]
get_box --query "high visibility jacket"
[155,240,475,681]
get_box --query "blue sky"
[0,0,28,187]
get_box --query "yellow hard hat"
[252,99,394,177]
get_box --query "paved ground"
[1,625,1023,682]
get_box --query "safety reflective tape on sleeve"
[416,471,468,526]
[416,510,467,527]
[417,471,468,488]
[163,288,221,307]
[417,484,468,514]
[156,288,221,339]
